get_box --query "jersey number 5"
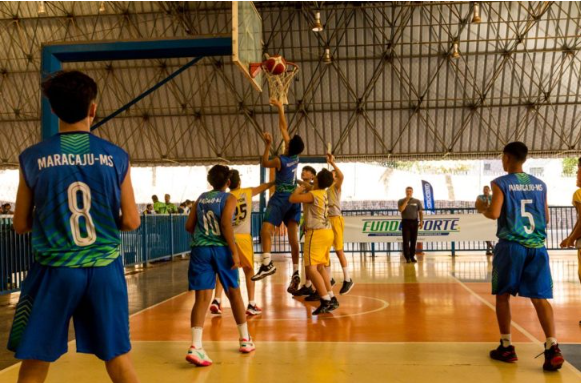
[521,199,535,235]
[68,182,97,246]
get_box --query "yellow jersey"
[304,189,330,230]
[230,188,252,235]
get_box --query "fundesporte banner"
[343,214,497,243]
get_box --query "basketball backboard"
[232,1,263,92]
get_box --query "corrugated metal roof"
[0,1,579,167]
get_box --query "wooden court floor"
[1,253,581,382]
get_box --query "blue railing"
[1,207,577,294]
[0,214,190,294]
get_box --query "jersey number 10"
[68,182,97,247]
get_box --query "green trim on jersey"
[61,134,90,155]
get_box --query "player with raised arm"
[252,100,304,291]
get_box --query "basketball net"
[250,61,299,105]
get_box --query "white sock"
[342,266,351,281]
[546,337,558,349]
[249,301,256,307]
[500,334,511,348]
[321,294,330,301]
[328,291,335,298]
[215,298,221,304]
[262,253,271,266]
[192,327,203,349]
[237,322,250,340]
[305,280,312,288]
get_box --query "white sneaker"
[239,337,256,353]
[186,346,213,366]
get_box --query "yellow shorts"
[329,216,344,251]
[304,229,333,266]
[235,234,254,269]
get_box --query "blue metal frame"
[40,36,232,139]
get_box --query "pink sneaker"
[185,346,213,366]
[239,338,256,353]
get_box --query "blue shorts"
[492,240,553,299]
[7,257,130,362]
[189,246,240,291]
[264,192,301,227]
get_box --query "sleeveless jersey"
[19,131,129,267]
[493,173,547,248]
[275,155,299,193]
[304,189,330,230]
[192,190,230,247]
[231,188,252,235]
[327,183,342,217]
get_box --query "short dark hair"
[41,70,98,124]
[229,169,241,189]
[302,166,316,176]
[577,157,581,167]
[152,195,158,201]
[406,186,413,191]
[288,135,305,156]
[146,204,153,208]
[316,169,334,189]
[208,165,231,190]
[185,199,191,204]
[503,141,528,163]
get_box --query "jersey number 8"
[68,182,97,246]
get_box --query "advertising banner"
[344,214,496,243]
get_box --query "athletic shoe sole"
[251,267,277,281]
[210,306,222,315]
[239,346,256,353]
[490,354,518,363]
[185,355,212,367]
[543,356,564,371]
[340,282,355,295]
[246,309,262,316]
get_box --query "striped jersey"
[304,189,330,230]
[231,187,252,235]
[493,172,547,248]
[191,190,230,247]
[19,131,129,267]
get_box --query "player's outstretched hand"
[270,99,283,109]
[263,132,272,146]
[326,153,335,164]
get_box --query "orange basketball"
[264,55,286,75]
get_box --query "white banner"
[344,214,497,243]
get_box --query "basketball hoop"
[250,59,299,105]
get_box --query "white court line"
[450,274,581,378]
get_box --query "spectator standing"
[398,187,424,263]
[152,195,166,214]
[165,194,178,214]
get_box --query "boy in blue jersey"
[479,142,564,371]
[252,100,305,291]
[185,165,255,367]
[8,71,141,382]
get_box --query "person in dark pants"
[398,187,424,263]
